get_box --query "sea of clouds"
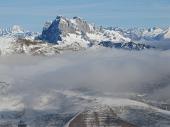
[0,48,170,110]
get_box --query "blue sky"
[0,0,170,31]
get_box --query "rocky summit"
[39,16,95,44]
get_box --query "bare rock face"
[40,16,62,43]
[68,106,138,127]
[73,16,92,34]
[39,16,94,44]
[99,41,154,50]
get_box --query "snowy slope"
[110,27,170,41]
[0,36,16,55]
[0,25,24,36]
[0,89,170,127]
[163,27,170,39]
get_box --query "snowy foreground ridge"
[0,16,170,55]
[0,88,170,127]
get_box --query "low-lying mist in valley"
[0,48,170,110]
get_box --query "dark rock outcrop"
[99,41,154,50]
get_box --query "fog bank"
[0,48,170,107]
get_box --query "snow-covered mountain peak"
[147,27,163,32]
[142,27,164,39]
[55,15,67,24]
[0,25,24,36]
[43,21,53,31]
[39,16,131,46]
[11,25,24,34]
[164,27,170,39]
[110,26,170,43]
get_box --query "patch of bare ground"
[68,107,138,127]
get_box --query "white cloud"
[0,49,170,107]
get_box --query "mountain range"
[0,16,170,56]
